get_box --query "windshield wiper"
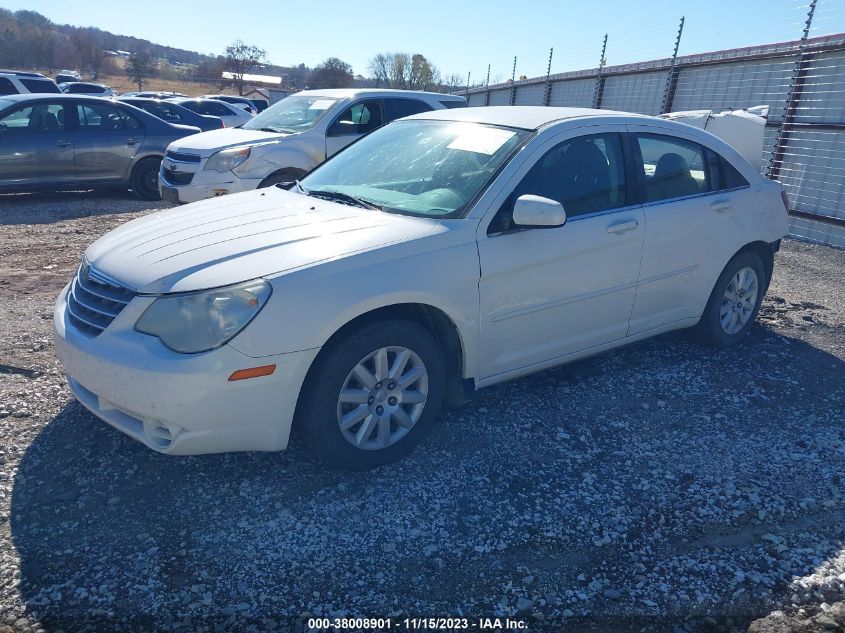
[308,189,380,211]
[258,126,282,133]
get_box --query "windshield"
[300,120,530,217]
[241,95,339,133]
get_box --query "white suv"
[55,106,788,469]
[159,88,467,204]
[0,70,61,95]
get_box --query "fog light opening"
[144,421,175,448]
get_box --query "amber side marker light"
[228,364,277,381]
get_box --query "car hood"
[83,188,444,294]
[166,127,286,155]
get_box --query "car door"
[325,100,384,158]
[73,101,144,184]
[625,126,754,335]
[477,127,644,379]
[0,100,75,188]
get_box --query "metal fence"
[460,32,845,248]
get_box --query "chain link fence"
[459,11,845,248]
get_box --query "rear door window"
[385,98,432,121]
[78,103,127,130]
[635,134,714,203]
[0,78,18,96]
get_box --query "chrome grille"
[66,261,137,337]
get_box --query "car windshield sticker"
[308,99,335,110]
[447,125,516,155]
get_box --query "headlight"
[135,279,271,353]
[204,147,251,172]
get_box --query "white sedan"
[53,106,788,469]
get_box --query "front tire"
[131,157,162,201]
[697,251,767,348]
[297,320,446,470]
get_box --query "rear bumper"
[53,283,318,455]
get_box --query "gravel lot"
[1,190,844,633]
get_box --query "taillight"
[780,190,790,212]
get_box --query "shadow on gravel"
[8,327,845,632]
[0,189,167,225]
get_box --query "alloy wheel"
[336,346,429,451]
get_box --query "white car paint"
[159,89,467,204]
[54,106,788,456]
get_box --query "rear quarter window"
[19,78,60,94]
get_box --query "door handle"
[606,219,639,234]
[56,139,71,148]
[126,138,139,146]
[710,199,732,212]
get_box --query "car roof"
[402,105,651,130]
[292,88,466,100]
[0,93,117,104]
[59,81,108,88]
[0,70,49,78]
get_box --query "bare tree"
[71,29,107,79]
[223,40,267,95]
[308,57,353,89]
[369,52,441,90]
[368,53,391,87]
[126,50,155,91]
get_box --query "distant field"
[35,66,239,97]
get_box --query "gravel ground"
[0,190,844,633]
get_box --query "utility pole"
[661,16,685,114]
[509,56,518,105]
[543,47,554,106]
[768,0,817,183]
[593,34,608,109]
[465,71,471,98]
[485,64,491,106]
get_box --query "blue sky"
[5,0,844,83]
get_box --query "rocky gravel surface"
[0,190,844,632]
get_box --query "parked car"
[169,97,252,128]
[159,89,467,204]
[121,91,187,99]
[53,106,788,469]
[0,94,200,199]
[59,82,115,96]
[55,70,82,84]
[117,97,224,131]
[201,94,259,114]
[0,70,61,95]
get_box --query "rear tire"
[697,251,767,348]
[131,157,162,201]
[297,320,446,470]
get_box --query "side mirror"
[327,120,360,137]
[0,122,7,134]
[512,194,567,228]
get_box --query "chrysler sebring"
[54,106,788,469]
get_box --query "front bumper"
[53,283,318,455]
[159,168,263,204]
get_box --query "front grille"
[164,150,201,163]
[67,261,137,337]
[162,167,193,185]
